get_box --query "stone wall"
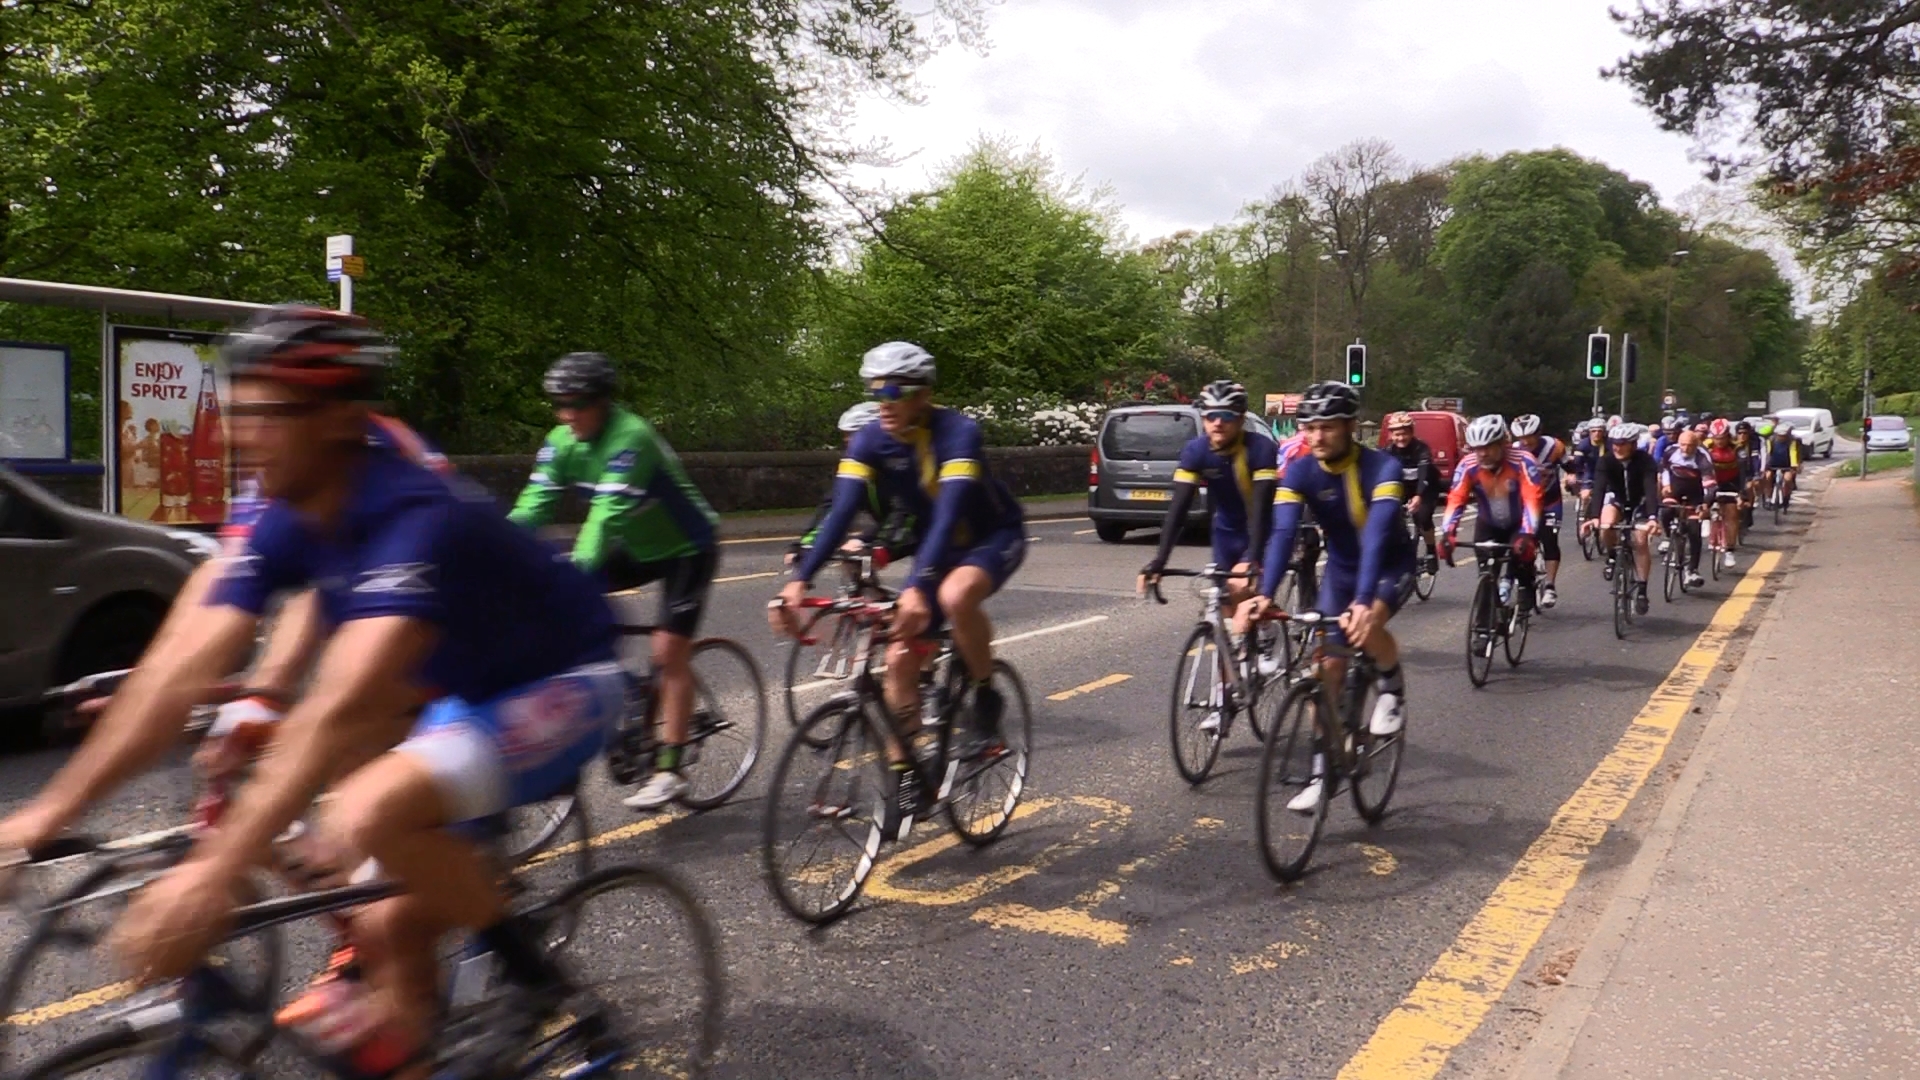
[25,445,1094,517]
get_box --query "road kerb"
[1503,485,1825,1080]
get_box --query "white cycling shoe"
[1538,584,1559,610]
[623,770,688,811]
[1288,755,1328,812]
[1686,571,1705,588]
[1198,712,1223,735]
[1722,551,1737,569]
[1369,692,1405,736]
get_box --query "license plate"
[1123,488,1171,502]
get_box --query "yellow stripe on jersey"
[1173,468,1201,485]
[939,459,983,481]
[1230,443,1253,508]
[1373,481,1404,501]
[1251,469,1277,483]
[837,459,874,481]
[1276,488,1306,505]
[1342,466,1365,528]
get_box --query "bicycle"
[1253,610,1406,882]
[1766,467,1792,525]
[761,595,1032,925]
[1602,517,1649,640]
[604,623,768,810]
[1575,488,1600,561]
[1464,541,1529,688]
[782,551,895,751]
[1404,516,1438,601]
[1658,503,1704,601]
[1707,498,1733,582]
[2,839,722,1080]
[1146,565,1289,785]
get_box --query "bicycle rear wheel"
[677,638,768,810]
[1465,576,1497,688]
[1412,534,1436,601]
[760,697,888,925]
[1662,545,1680,602]
[1254,681,1329,882]
[503,783,587,867]
[14,1027,184,1080]
[945,661,1033,846]
[1578,511,1598,561]
[1613,553,1632,639]
[1168,624,1227,784]
[1349,682,1404,825]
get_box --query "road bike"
[782,551,894,749]
[1657,503,1704,602]
[1575,488,1600,561]
[1707,497,1735,582]
[1464,541,1530,688]
[761,596,1032,924]
[1146,566,1292,785]
[1604,519,1650,640]
[1404,516,1438,601]
[1766,467,1792,525]
[1254,610,1405,882]
[604,623,768,810]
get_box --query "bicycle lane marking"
[1336,550,1782,1080]
[1047,673,1130,702]
[971,816,1218,947]
[863,795,1131,908]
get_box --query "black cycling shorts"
[601,547,718,638]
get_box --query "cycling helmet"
[859,341,936,384]
[837,401,881,433]
[1607,414,1623,429]
[1510,414,1541,438]
[1661,415,1681,432]
[1385,411,1415,430]
[542,351,617,400]
[1708,418,1731,438]
[1465,413,1510,449]
[221,305,392,396]
[1607,423,1639,443]
[1196,379,1249,413]
[1296,381,1361,422]
[1774,420,1793,433]
[1757,421,1776,436]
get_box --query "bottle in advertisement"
[188,365,228,523]
[159,421,190,522]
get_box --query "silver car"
[1865,416,1912,451]
[0,467,217,713]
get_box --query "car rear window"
[1102,412,1196,460]
[1873,417,1907,430]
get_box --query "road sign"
[1418,396,1466,413]
[1746,400,1767,411]
[326,234,354,259]
[1265,392,1303,416]
[338,255,365,277]
[1662,390,1677,409]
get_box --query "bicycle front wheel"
[1466,576,1497,688]
[677,637,768,811]
[1254,680,1329,882]
[945,660,1033,846]
[1168,624,1227,784]
[1613,556,1632,639]
[1504,603,1530,667]
[784,626,852,750]
[761,697,889,925]
[1662,546,1680,602]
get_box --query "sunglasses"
[550,397,598,411]
[230,400,328,419]
[1202,410,1241,424]
[867,380,928,402]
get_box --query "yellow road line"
[6,980,137,1028]
[1046,673,1132,702]
[613,570,776,596]
[719,533,801,545]
[1336,550,1781,1080]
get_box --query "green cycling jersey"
[509,406,718,568]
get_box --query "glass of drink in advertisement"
[188,365,228,523]
[160,421,189,522]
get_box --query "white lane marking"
[1074,528,1096,536]
[786,614,1112,696]
[715,571,778,584]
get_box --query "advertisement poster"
[111,326,229,524]
[0,342,69,461]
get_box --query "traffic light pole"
[1619,332,1630,418]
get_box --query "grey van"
[0,467,216,711]
[1088,404,1212,542]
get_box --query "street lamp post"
[1311,248,1348,381]
[1661,248,1689,410]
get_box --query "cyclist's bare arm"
[192,615,438,875]
[247,589,327,700]
[2,604,258,850]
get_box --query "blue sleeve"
[205,505,305,615]
[1355,454,1402,605]
[908,417,987,594]
[794,431,881,584]
[333,501,453,626]
[1258,458,1308,597]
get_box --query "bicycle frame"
[1287,617,1378,773]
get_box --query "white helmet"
[1465,413,1510,449]
[1607,423,1639,443]
[1510,414,1541,438]
[859,341,936,383]
[837,401,881,433]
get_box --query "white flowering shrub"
[961,396,1102,446]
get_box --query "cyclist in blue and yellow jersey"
[788,401,919,570]
[771,342,1025,837]
[1138,380,1279,626]
[1761,420,1801,506]
[1508,414,1567,609]
[1440,414,1545,611]
[1242,382,1415,811]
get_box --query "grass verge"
[1834,450,1914,477]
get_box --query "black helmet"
[221,304,391,397]
[1196,379,1248,413]
[1296,381,1360,422]
[543,352,617,400]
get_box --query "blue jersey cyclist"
[771,341,1026,838]
[1242,382,1415,812]
[1137,380,1278,621]
[3,307,620,1073]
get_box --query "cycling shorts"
[1211,525,1253,571]
[1667,478,1707,505]
[923,522,1027,632]
[1316,554,1417,645]
[602,547,718,638]
[397,659,626,823]
[1403,497,1435,533]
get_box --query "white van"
[1774,407,1835,459]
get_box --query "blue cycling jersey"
[208,443,617,703]
[795,407,1024,594]
[1258,444,1413,604]
[1172,430,1280,536]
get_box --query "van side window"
[0,489,66,540]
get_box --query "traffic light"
[1586,332,1610,381]
[1346,342,1367,388]
[1623,338,1639,383]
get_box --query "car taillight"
[1088,449,1099,486]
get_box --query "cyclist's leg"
[1632,516,1656,580]
[1598,499,1621,549]
[650,548,716,754]
[1539,502,1563,586]
[1683,500,1704,571]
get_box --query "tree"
[1302,139,1409,337]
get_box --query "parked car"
[0,467,217,715]
[1865,415,1913,451]
[1088,405,1211,543]
[1375,410,1471,481]
[1773,407,1835,458]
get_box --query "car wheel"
[1095,522,1128,543]
[46,597,166,742]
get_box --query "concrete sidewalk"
[1512,471,1920,1078]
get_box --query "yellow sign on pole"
[337,255,366,277]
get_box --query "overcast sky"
[847,0,1712,243]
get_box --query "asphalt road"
[0,474,1829,1079]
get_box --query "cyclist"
[1566,420,1606,526]
[1762,420,1801,506]
[1509,414,1567,609]
[1138,381,1278,658]
[1705,419,1745,565]
[1272,425,1323,606]
[1652,415,1681,462]
[509,351,720,812]
[1381,412,1442,575]
[1440,414,1545,612]
[2,306,621,1075]
[1660,425,1717,588]
[1594,423,1662,613]
[1242,381,1414,812]
[771,342,1026,837]
[789,401,918,569]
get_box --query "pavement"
[1505,464,1920,1079]
[0,469,1835,1079]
